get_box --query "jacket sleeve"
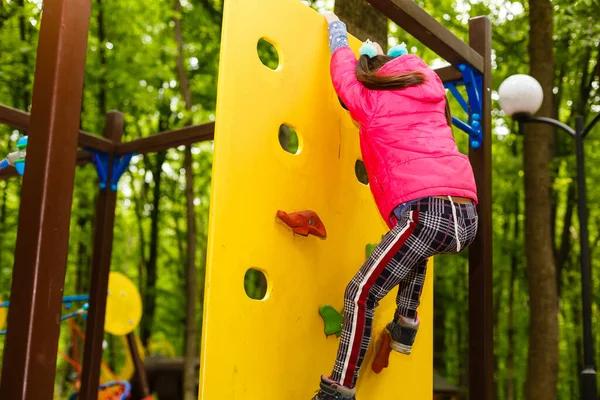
[330,46,376,125]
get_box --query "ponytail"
[355,55,426,90]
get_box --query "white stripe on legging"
[339,211,414,385]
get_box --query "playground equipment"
[0,136,27,176]
[0,272,142,399]
[199,0,491,398]
[201,2,430,396]
[0,0,491,398]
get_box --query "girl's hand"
[323,12,340,24]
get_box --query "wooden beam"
[0,104,29,131]
[0,0,93,398]
[434,65,463,83]
[126,332,152,398]
[0,104,114,153]
[467,16,494,400]
[117,122,215,155]
[366,0,484,73]
[79,111,123,400]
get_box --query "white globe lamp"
[498,74,544,117]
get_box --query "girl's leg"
[395,258,428,321]
[329,211,425,388]
[382,258,428,355]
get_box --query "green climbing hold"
[365,235,385,259]
[318,305,344,337]
[366,243,377,259]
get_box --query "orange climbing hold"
[276,210,327,238]
[372,331,392,373]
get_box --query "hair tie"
[359,39,378,58]
[387,43,408,58]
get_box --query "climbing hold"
[365,235,385,259]
[366,243,377,259]
[372,330,392,373]
[318,305,343,337]
[276,210,326,238]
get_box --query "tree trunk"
[0,181,7,284]
[506,184,520,400]
[524,0,558,397]
[130,170,149,292]
[183,146,198,400]
[334,0,388,51]
[555,182,575,297]
[141,151,166,346]
[174,2,199,397]
[17,0,30,109]
[96,0,107,116]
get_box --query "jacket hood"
[376,54,446,103]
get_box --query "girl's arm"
[324,13,375,123]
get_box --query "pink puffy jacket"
[331,47,478,228]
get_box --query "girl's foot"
[312,376,356,400]
[386,316,419,355]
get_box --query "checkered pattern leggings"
[330,197,478,388]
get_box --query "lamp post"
[499,74,600,400]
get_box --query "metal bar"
[447,84,469,113]
[62,294,90,303]
[0,294,90,309]
[365,0,484,72]
[467,16,494,400]
[581,112,600,138]
[0,104,114,152]
[78,111,124,400]
[519,115,576,137]
[575,116,597,400]
[0,0,93,398]
[116,122,215,155]
[434,65,462,83]
[126,332,151,398]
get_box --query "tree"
[523,0,559,397]
[334,0,387,50]
[173,0,199,398]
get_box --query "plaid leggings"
[330,197,478,388]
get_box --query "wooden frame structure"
[0,0,492,399]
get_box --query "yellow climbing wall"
[199,0,433,397]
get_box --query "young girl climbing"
[312,12,479,400]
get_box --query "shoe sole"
[389,336,412,355]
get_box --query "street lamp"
[499,74,600,400]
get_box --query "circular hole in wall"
[279,124,300,154]
[355,160,369,185]
[244,268,268,300]
[257,38,280,70]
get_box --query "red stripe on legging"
[341,210,419,387]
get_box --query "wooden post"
[126,332,152,398]
[467,16,494,400]
[78,111,124,399]
[0,0,92,398]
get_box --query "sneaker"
[311,376,356,400]
[386,316,419,355]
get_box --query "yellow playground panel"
[200,0,433,398]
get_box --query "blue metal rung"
[0,294,89,309]
[91,151,134,191]
[444,63,483,149]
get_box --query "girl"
[312,12,479,400]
